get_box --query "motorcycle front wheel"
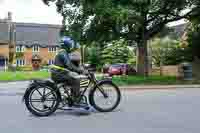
[89,82,121,112]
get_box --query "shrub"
[16,66,32,71]
[151,37,193,66]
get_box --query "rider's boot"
[72,97,90,110]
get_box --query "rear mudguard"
[22,80,62,102]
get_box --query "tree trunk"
[136,40,149,76]
[137,6,149,76]
[81,45,85,64]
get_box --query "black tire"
[24,85,60,117]
[89,81,121,112]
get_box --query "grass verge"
[111,75,200,86]
[0,71,50,81]
[0,71,200,86]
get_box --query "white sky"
[167,19,187,27]
[0,0,186,26]
[0,0,62,25]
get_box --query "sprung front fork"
[93,79,108,98]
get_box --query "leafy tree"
[43,0,200,76]
[101,46,113,65]
[151,37,193,66]
[101,39,130,64]
[87,46,101,67]
[151,37,177,66]
[127,49,137,65]
[85,39,136,67]
[162,47,193,65]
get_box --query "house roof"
[0,22,9,43]
[15,22,62,47]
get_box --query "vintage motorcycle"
[22,66,121,117]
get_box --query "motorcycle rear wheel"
[24,85,60,117]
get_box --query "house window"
[16,59,25,66]
[48,59,54,65]
[16,46,25,52]
[32,45,40,52]
[48,46,57,52]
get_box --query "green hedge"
[0,71,50,81]
[16,66,32,71]
[111,75,178,86]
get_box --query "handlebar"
[81,64,96,80]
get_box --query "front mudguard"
[22,80,62,102]
[92,79,114,88]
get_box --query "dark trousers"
[66,77,80,97]
[51,69,80,97]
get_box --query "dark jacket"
[54,49,83,74]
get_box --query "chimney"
[7,12,12,22]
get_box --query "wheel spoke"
[30,98,56,102]
[42,104,52,110]
[30,99,42,102]
[43,88,46,96]
[36,89,43,96]
[44,91,53,98]
[45,98,56,101]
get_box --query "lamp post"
[160,45,163,76]
[81,45,84,65]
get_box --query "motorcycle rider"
[50,36,89,109]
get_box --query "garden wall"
[161,65,180,77]
[151,65,180,77]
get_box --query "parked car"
[108,64,136,76]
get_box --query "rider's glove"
[82,70,89,75]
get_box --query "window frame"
[16,45,25,52]
[32,45,40,52]
[48,46,57,53]
[16,59,25,66]
[48,59,54,65]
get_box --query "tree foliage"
[85,39,136,66]
[101,39,131,64]
[42,0,200,75]
[87,45,101,67]
[42,0,199,43]
[151,37,193,66]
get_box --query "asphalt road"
[0,82,200,133]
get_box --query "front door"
[32,60,40,70]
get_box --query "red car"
[108,64,136,76]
